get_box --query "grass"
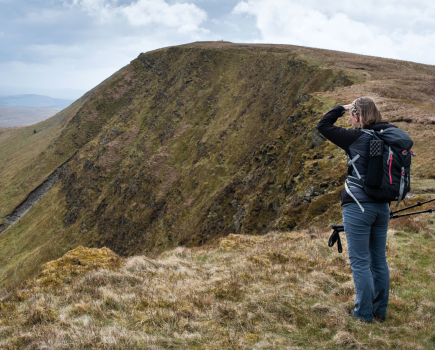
[0,181,83,288]
[1,211,434,349]
[1,44,358,287]
[0,118,59,213]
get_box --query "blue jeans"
[342,202,390,322]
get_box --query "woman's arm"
[316,105,361,154]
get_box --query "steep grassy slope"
[1,206,434,349]
[0,90,94,220]
[1,42,435,288]
[56,45,355,253]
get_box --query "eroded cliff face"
[55,44,353,255]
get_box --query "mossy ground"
[1,207,434,349]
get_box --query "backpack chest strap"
[345,179,365,212]
[347,176,364,189]
[347,154,362,179]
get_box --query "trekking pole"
[390,208,434,219]
[390,198,435,216]
[328,198,434,253]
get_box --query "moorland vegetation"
[0,41,435,348]
[1,209,434,349]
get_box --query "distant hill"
[0,94,74,109]
[0,106,60,127]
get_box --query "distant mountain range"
[0,94,74,109]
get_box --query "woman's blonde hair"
[350,97,382,128]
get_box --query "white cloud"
[70,0,207,33]
[241,0,435,34]
[210,18,239,31]
[70,0,117,23]
[121,0,207,33]
[233,0,435,65]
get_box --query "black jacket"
[316,105,396,206]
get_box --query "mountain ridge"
[0,41,435,288]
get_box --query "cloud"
[121,0,207,33]
[235,0,435,34]
[210,18,239,31]
[2,0,434,98]
[0,0,216,95]
[70,0,117,23]
[233,0,435,64]
[70,0,207,33]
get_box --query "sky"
[1,0,434,99]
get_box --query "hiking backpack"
[345,128,415,210]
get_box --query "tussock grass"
[1,218,435,349]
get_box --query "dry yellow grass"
[1,214,435,349]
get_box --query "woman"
[316,97,395,323]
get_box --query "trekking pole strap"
[328,229,343,253]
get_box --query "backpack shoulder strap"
[361,129,382,140]
[361,129,374,136]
